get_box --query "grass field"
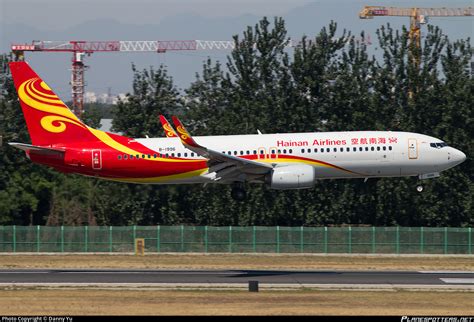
[0,289,472,315]
[0,253,473,271]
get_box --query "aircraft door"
[408,139,418,159]
[92,149,102,170]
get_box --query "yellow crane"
[359,6,473,65]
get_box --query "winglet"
[159,115,178,138]
[171,116,201,148]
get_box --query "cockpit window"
[430,142,448,149]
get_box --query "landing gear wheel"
[231,187,247,201]
[416,185,424,192]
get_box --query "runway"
[0,269,472,289]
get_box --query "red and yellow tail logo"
[9,62,205,162]
[171,116,200,148]
[9,62,95,146]
[159,115,178,138]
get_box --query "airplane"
[7,61,467,201]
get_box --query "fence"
[0,226,472,254]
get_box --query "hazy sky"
[1,0,314,28]
[1,0,472,99]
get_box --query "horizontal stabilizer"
[8,142,65,156]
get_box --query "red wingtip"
[159,115,178,138]
[171,116,200,148]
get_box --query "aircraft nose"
[450,149,466,165]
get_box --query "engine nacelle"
[267,165,316,190]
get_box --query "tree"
[112,64,181,137]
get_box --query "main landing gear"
[231,184,247,201]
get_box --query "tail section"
[9,62,96,146]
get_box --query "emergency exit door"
[408,139,418,159]
[92,149,102,170]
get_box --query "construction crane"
[359,6,473,67]
[10,36,372,117]
[11,40,237,116]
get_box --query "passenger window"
[191,153,195,157]
[246,150,250,155]
[177,153,181,157]
[136,154,140,159]
[153,154,157,158]
[377,147,380,151]
[333,148,337,152]
[359,147,363,151]
[253,150,257,155]
[117,155,122,160]
[307,149,311,153]
[148,154,151,158]
[346,147,350,152]
[365,147,369,151]
[283,149,287,154]
[142,154,145,159]
[130,155,134,159]
[371,147,374,151]
[184,153,188,157]
[340,147,344,152]
[240,151,244,155]
[124,155,128,160]
[171,153,175,157]
[289,149,293,153]
[326,148,330,152]
[389,146,392,151]
[301,149,305,153]
[321,148,324,153]
[314,148,318,153]
[383,146,386,151]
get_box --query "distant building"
[84,92,97,103]
[84,91,127,105]
[99,119,117,133]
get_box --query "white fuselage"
[135,131,466,184]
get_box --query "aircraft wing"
[159,115,178,138]
[171,116,272,182]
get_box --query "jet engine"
[266,165,315,189]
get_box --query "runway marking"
[56,271,233,275]
[440,278,474,284]
[0,271,49,274]
[419,271,474,274]
[0,282,472,290]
